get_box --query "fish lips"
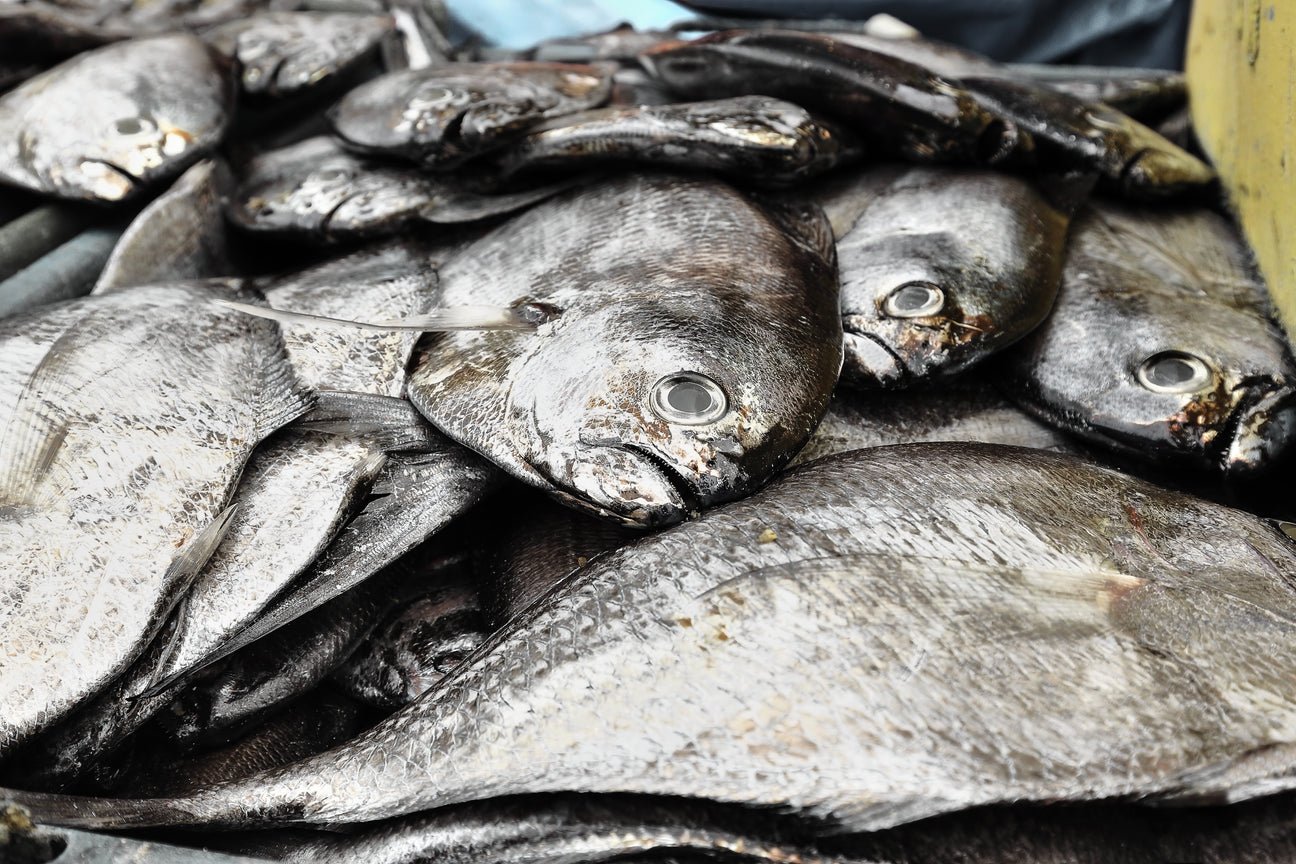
[1224,386,1296,480]
[533,442,696,529]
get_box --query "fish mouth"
[1221,383,1296,480]
[841,328,910,389]
[72,158,139,201]
[529,443,697,529]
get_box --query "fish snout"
[1225,387,1296,479]
[842,329,908,389]
[562,445,693,528]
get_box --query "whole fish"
[406,172,842,527]
[13,443,1296,829]
[92,159,233,294]
[498,96,860,184]
[229,136,578,242]
[0,34,235,201]
[0,281,310,758]
[202,11,392,98]
[807,163,1069,388]
[788,373,1077,468]
[329,61,614,167]
[1000,202,1296,479]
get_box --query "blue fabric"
[445,0,688,48]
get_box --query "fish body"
[1001,202,1296,478]
[810,164,1068,388]
[0,34,235,201]
[0,281,310,757]
[329,62,614,167]
[13,443,1296,828]
[406,172,842,527]
[499,96,860,184]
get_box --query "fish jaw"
[539,444,692,529]
[841,329,909,389]
[56,157,137,201]
[1224,387,1296,479]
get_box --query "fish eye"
[882,281,945,318]
[650,372,728,425]
[1136,352,1214,394]
[113,117,156,136]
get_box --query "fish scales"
[11,444,1296,830]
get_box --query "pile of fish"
[3,3,1296,862]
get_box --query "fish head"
[1012,288,1296,477]
[640,36,746,99]
[840,227,1059,387]
[508,292,841,529]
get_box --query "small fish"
[329,61,614,167]
[229,136,578,242]
[498,96,861,184]
[0,281,311,757]
[202,11,392,98]
[407,172,842,527]
[0,34,236,201]
[93,159,233,294]
[807,163,1069,388]
[12,443,1296,829]
[1000,201,1296,479]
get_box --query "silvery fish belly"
[0,34,235,201]
[811,163,1068,388]
[13,443,1296,830]
[1001,201,1296,478]
[0,281,310,757]
[406,171,842,527]
[328,61,614,167]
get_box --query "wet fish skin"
[407,172,842,527]
[641,30,1018,167]
[809,164,1068,388]
[1001,202,1296,479]
[329,61,614,167]
[14,443,1296,829]
[498,96,861,184]
[0,34,236,201]
[0,280,311,758]
[202,11,393,98]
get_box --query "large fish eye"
[1136,351,1214,394]
[650,372,728,425]
[113,116,156,136]
[882,281,945,318]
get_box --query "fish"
[228,136,579,242]
[92,158,233,294]
[806,163,1069,388]
[0,280,311,758]
[406,171,842,527]
[201,11,393,98]
[12,443,1296,829]
[497,96,861,184]
[0,34,236,201]
[999,201,1296,479]
[641,30,1018,166]
[788,372,1078,468]
[328,61,615,167]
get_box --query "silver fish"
[1001,201,1296,479]
[202,11,392,98]
[0,34,235,201]
[809,163,1068,388]
[92,158,233,295]
[328,61,614,167]
[13,443,1296,829]
[407,172,842,527]
[0,281,310,758]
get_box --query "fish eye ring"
[882,281,945,318]
[650,373,728,425]
[1136,351,1214,394]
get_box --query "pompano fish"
[498,96,860,184]
[13,443,1296,829]
[229,136,578,242]
[641,31,1017,166]
[92,159,233,294]
[788,373,1078,467]
[807,163,1069,388]
[0,34,235,201]
[329,62,614,167]
[0,281,310,758]
[1000,202,1296,478]
[407,172,842,527]
[202,11,392,98]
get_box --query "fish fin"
[750,194,837,267]
[215,298,537,332]
[0,794,205,831]
[1034,169,1099,217]
[253,330,315,437]
[299,391,441,452]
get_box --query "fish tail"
[0,787,211,830]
